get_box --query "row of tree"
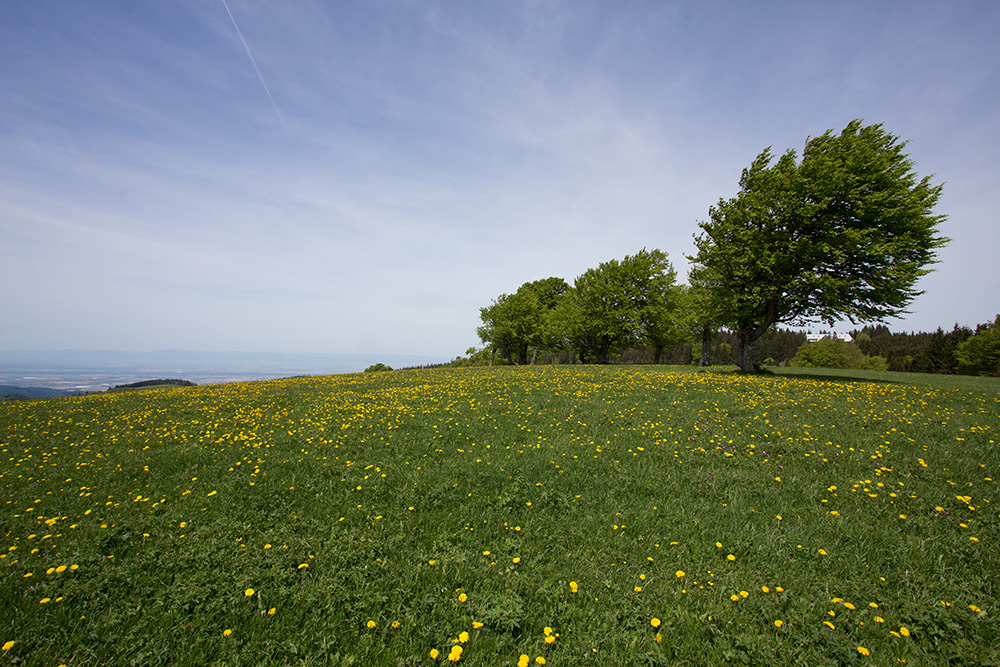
[478,119,966,373]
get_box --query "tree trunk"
[735,328,757,373]
[530,348,538,366]
[489,348,495,367]
[699,326,712,367]
[652,345,664,364]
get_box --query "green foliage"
[689,120,948,372]
[558,248,677,363]
[955,315,1000,376]
[790,337,887,371]
[855,324,973,374]
[363,363,393,372]
[478,277,569,364]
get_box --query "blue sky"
[2,1,997,358]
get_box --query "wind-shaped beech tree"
[689,120,948,372]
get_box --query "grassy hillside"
[1,366,997,665]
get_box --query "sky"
[2,1,998,359]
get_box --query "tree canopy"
[689,120,948,372]
[560,248,677,363]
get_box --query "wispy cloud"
[1,0,997,353]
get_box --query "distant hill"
[1,385,82,400]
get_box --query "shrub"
[363,363,393,373]
[790,338,887,371]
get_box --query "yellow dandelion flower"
[513,557,520,563]
[570,580,578,593]
[656,632,662,643]
[727,554,736,561]
[740,591,749,598]
[676,570,685,578]
[518,654,529,667]
[430,648,440,659]
[651,617,661,628]
[970,605,982,613]
[857,646,870,656]
[774,620,783,628]
[298,563,309,569]
[818,548,827,555]
[39,598,50,604]
[535,658,545,665]
[544,635,555,644]
[245,588,255,597]
[223,629,232,637]
[366,620,376,629]
[268,608,276,616]
[458,593,468,603]
[634,586,642,592]
[762,586,770,593]
[472,621,484,629]
[844,602,856,610]
[730,594,740,601]
[874,616,885,623]
[900,627,911,637]
[824,621,835,630]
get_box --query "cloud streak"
[220,0,289,139]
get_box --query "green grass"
[1,366,997,665]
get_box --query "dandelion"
[472,621,484,629]
[458,593,468,603]
[774,620,783,628]
[634,586,642,592]
[824,621,835,630]
[761,586,769,593]
[727,554,736,561]
[900,627,911,637]
[245,588,255,597]
[656,632,662,643]
[651,617,661,628]
[544,635,555,644]
[969,605,981,613]
[268,608,276,616]
[740,591,749,598]
[857,646,870,656]
[517,655,529,667]
[818,548,827,555]
[447,645,463,662]
[2,641,13,652]
[874,616,885,623]
[512,557,520,564]
[366,620,376,629]
[569,581,578,593]
[392,620,400,629]
[430,648,440,659]
[223,629,232,637]
[298,563,309,569]
[535,658,545,665]
[675,570,685,578]
[730,594,740,601]
[429,560,437,565]
[844,602,856,610]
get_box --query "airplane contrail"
[221,0,289,138]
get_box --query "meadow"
[1,365,997,666]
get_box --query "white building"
[805,331,854,344]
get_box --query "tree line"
[470,120,998,376]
